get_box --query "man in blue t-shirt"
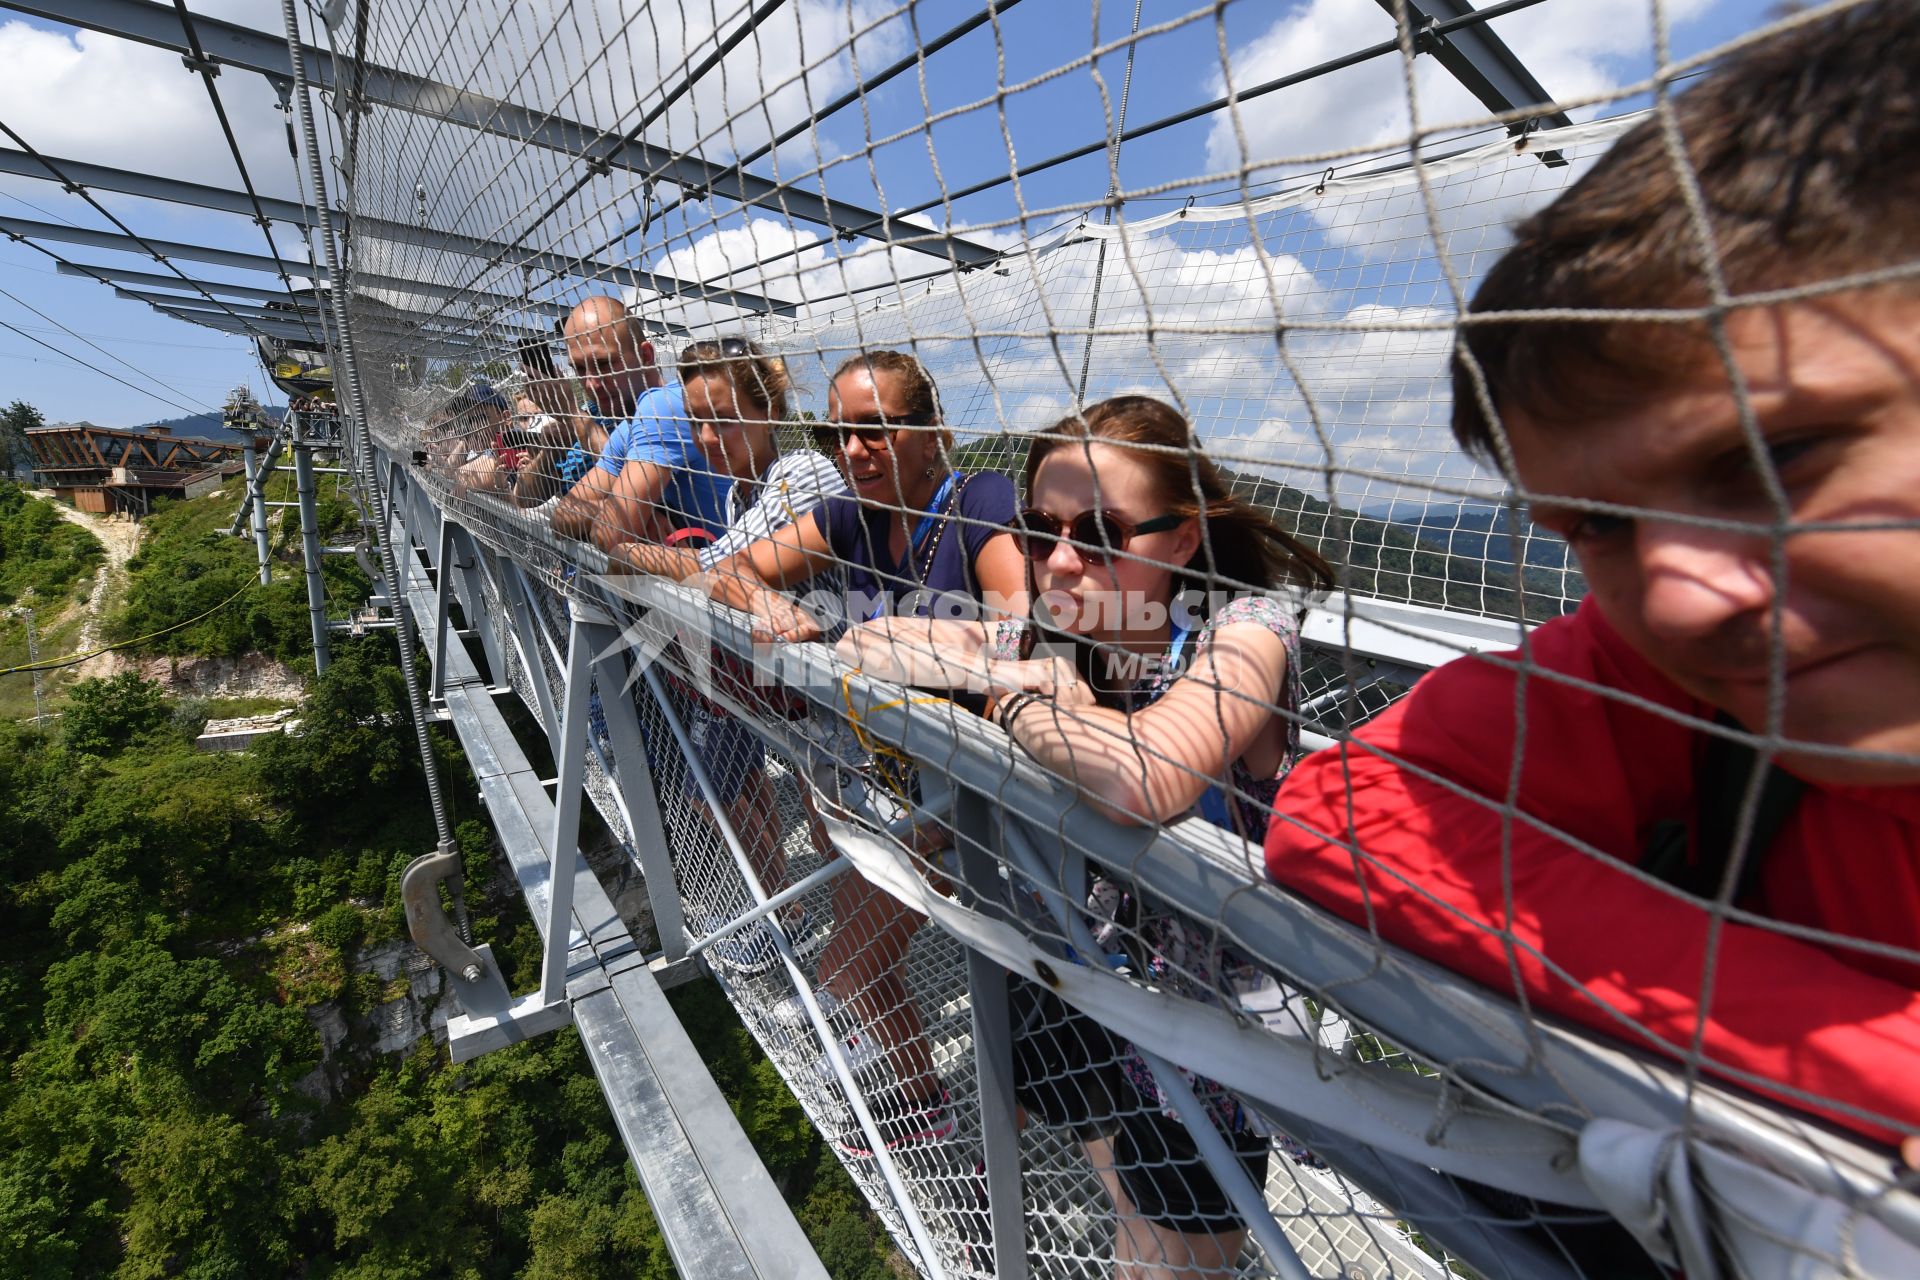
[549,295,728,549]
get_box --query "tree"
[62,673,170,756]
[0,400,43,475]
[254,637,416,822]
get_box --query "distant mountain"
[137,409,284,445]
[1380,500,1576,568]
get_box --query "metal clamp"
[401,845,511,1016]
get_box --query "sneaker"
[814,1023,888,1085]
[769,987,888,1083]
[699,904,824,976]
[772,984,843,1030]
[779,904,826,965]
[833,1087,958,1158]
[696,911,779,976]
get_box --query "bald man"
[549,296,728,548]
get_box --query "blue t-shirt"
[557,440,592,487]
[593,383,730,534]
[811,470,1017,623]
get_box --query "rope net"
[303,0,1920,1275]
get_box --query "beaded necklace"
[868,471,964,620]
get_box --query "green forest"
[0,480,897,1279]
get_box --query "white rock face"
[298,937,453,1091]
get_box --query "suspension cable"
[171,0,322,345]
[0,120,302,346]
[0,314,209,417]
[0,282,217,415]
[280,0,454,851]
[1076,0,1146,406]
[690,0,1554,292]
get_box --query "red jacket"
[1264,598,1920,1146]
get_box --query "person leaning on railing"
[700,348,1027,1157]
[838,394,1335,1276]
[444,381,517,497]
[604,337,847,971]
[1265,0,1920,1155]
[507,337,601,509]
[547,296,727,546]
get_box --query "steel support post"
[291,417,331,675]
[539,609,596,1009]
[447,524,506,684]
[952,789,1029,1280]
[1139,1050,1314,1280]
[500,561,563,753]
[226,433,284,538]
[241,444,272,584]
[431,514,455,702]
[639,667,949,1280]
[583,620,689,961]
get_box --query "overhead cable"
[0,315,209,416]
[171,0,322,343]
[0,282,219,415]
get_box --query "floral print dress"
[1002,594,1308,1130]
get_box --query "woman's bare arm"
[1004,622,1291,825]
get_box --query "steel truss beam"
[114,287,551,343]
[54,259,568,322]
[159,306,482,358]
[376,477,824,1278]
[0,147,787,317]
[71,262,309,307]
[6,0,999,271]
[1372,0,1573,163]
[1,212,320,277]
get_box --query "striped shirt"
[698,449,847,571]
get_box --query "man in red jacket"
[1265,1,1920,1149]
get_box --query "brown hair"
[1024,395,1335,602]
[1452,0,1920,462]
[827,348,955,452]
[678,337,794,423]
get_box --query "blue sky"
[0,0,1782,429]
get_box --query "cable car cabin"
[257,334,333,402]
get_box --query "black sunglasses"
[680,336,754,362]
[1012,508,1185,565]
[817,414,934,451]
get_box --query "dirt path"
[30,491,141,679]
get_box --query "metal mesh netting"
[285,0,1920,1276]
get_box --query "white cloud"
[0,18,288,193]
[1204,0,1717,175]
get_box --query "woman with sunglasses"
[1012,395,1332,1279]
[703,348,1026,1157]
[842,394,1333,1276]
[704,348,1025,638]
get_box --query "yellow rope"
[839,669,953,806]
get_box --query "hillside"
[0,482,108,719]
[137,407,285,445]
[0,479,899,1279]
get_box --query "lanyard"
[868,473,958,621]
[1165,618,1192,673]
[908,473,956,560]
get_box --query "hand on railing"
[833,617,1089,706]
[692,568,825,642]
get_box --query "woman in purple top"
[707,348,1025,637]
[705,349,1026,1156]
